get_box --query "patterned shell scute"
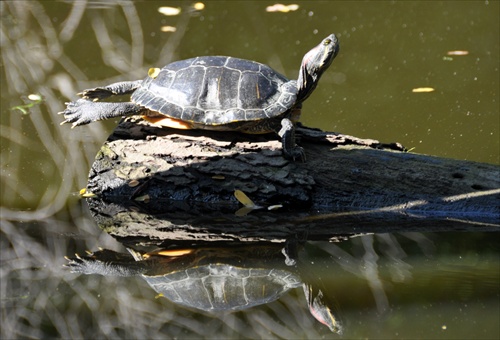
[131,56,297,126]
[144,264,302,311]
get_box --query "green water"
[1,1,498,339]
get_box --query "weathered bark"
[84,117,499,243]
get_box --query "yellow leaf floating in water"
[412,87,435,93]
[266,4,299,13]
[161,26,177,32]
[192,2,205,11]
[10,93,43,115]
[447,50,469,56]
[234,189,255,208]
[28,94,42,101]
[158,6,181,16]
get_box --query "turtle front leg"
[279,118,306,162]
[64,249,147,277]
[60,99,145,127]
[79,80,143,100]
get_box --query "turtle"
[60,34,339,161]
[65,245,342,333]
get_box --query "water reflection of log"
[86,196,497,245]
[85,117,500,242]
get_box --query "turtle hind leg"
[79,80,143,100]
[60,99,145,127]
[64,249,147,277]
[279,118,306,162]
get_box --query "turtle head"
[297,34,339,103]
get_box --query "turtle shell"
[131,56,298,127]
[144,263,302,312]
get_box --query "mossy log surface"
[84,117,499,242]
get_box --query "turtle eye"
[323,38,332,45]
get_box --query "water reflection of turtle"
[60,35,339,161]
[65,244,342,333]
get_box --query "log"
[83,117,500,243]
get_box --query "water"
[1,1,499,338]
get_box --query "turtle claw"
[59,98,100,127]
[79,87,116,101]
[63,253,92,274]
[283,146,306,162]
